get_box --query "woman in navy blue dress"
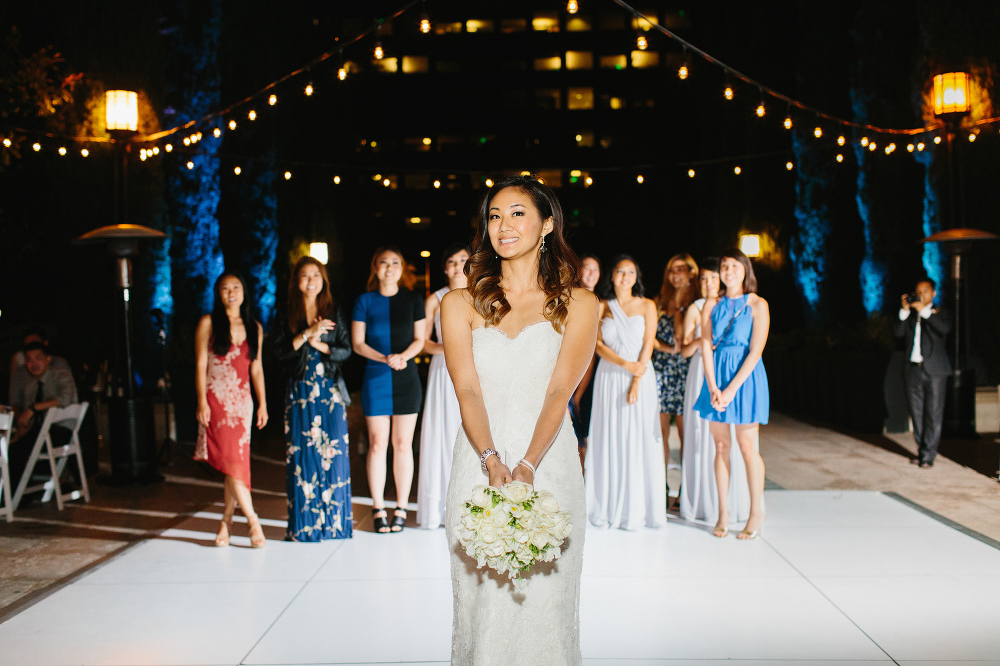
[351,247,426,533]
[276,256,353,541]
[694,248,769,540]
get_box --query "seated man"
[9,326,72,406]
[9,341,79,493]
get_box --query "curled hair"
[287,256,334,334]
[210,272,259,360]
[465,175,580,332]
[657,253,699,315]
[598,254,645,300]
[367,246,416,292]
[718,248,758,296]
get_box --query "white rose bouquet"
[457,481,573,590]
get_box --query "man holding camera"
[894,278,952,467]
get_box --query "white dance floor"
[2,490,999,665]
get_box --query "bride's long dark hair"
[465,175,580,332]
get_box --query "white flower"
[491,506,510,528]
[300,482,315,500]
[500,481,532,503]
[321,487,334,504]
[478,523,498,544]
[537,492,560,514]
[529,530,549,550]
[470,485,491,508]
[315,363,324,376]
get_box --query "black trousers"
[905,363,947,463]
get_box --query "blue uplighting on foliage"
[913,146,946,302]
[790,130,831,323]
[150,237,173,316]
[851,84,887,316]
[243,150,278,330]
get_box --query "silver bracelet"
[480,448,498,473]
[517,458,536,474]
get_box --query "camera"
[906,292,921,304]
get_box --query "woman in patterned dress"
[276,256,353,541]
[651,254,698,485]
[195,273,269,548]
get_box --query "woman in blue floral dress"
[276,256,353,540]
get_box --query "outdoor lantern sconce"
[106,90,139,132]
[309,242,329,264]
[933,73,970,117]
[739,234,761,258]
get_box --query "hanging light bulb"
[433,179,441,188]
[59,146,67,156]
[183,136,191,146]
[31,142,41,152]
[234,166,241,175]
[81,148,89,157]
[374,41,384,60]
[383,178,390,187]
[756,103,766,117]
[687,168,695,178]
[933,136,942,144]
[338,66,348,81]
[248,110,256,121]
[836,153,844,162]
[968,133,977,142]
[636,174,644,184]
[724,86,734,101]
[917,142,926,151]
[678,64,689,80]
[636,33,648,50]
[268,94,277,105]
[229,120,237,130]
[2,138,10,147]
[869,142,877,151]
[420,14,432,33]
[152,146,159,155]
[285,171,292,180]
[186,161,194,169]
[305,82,314,96]
[165,143,173,152]
[733,165,742,175]
[139,149,147,161]
[785,161,793,170]
[907,144,915,152]
[333,175,341,184]
[213,127,221,138]
[860,137,869,146]
[783,116,793,130]
[837,136,845,146]
[585,176,593,186]
[813,127,822,138]
[567,0,579,13]
[485,178,494,187]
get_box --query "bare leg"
[228,475,265,547]
[675,414,685,464]
[659,412,671,472]
[215,475,236,545]
[365,415,391,510]
[390,413,418,514]
[710,421,733,536]
[734,423,765,538]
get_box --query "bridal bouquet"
[457,481,573,589]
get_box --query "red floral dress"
[195,340,253,487]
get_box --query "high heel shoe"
[214,516,233,547]
[737,528,760,540]
[391,508,407,533]
[247,516,266,548]
[372,508,391,534]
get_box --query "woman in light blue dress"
[694,248,769,540]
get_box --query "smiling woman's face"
[487,187,553,260]
[611,260,637,293]
[218,276,244,309]
[298,263,325,296]
[376,251,402,284]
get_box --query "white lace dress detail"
[446,322,584,666]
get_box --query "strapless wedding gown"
[446,322,585,666]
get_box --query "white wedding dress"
[679,298,752,523]
[446,322,585,666]
[417,286,462,529]
[585,299,666,530]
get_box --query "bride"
[441,175,599,665]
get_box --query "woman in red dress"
[195,273,269,547]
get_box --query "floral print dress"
[652,311,690,416]
[285,346,352,540]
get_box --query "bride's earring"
[541,235,547,252]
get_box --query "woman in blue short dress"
[276,256,353,541]
[694,248,769,541]
[351,246,426,534]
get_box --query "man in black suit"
[894,278,952,467]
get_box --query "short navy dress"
[352,289,425,416]
[694,295,769,425]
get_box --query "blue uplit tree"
[231,148,278,330]
[163,0,224,325]
[850,137,888,316]
[912,146,946,299]
[790,130,832,325]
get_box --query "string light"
[783,116,792,130]
[688,169,695,178]
[636,33,648,51]
[234,166,241,175]
[373,173,382,180]
[485,178,494,187]
[165,144,173,152]
[813,127,822,138]
[183,137,191,146]
[2,138,10,147]
[433,179,441,188]
[139,149,147,160]
[567,0,579,13]
[186,161,194,169]
[285,171,292,180]
[636,174,644,183]
[907,144,915,152]
[81,148,89,157]
[32,142,40,152]
[756,103,766,117]
[152,146,159,155]
[333,175,341,184]
[248,110,257,121]
[422,137,432,145]
[268,94,277,105]
[837,136,845,146]
[420,14,431,33]
[733,166,741,175]
[678,64,689,80]
[229,120,237,130]
[933,136,942,144]
[836,153,844,162]
[383,178,390,187]
[723,86,734,101]
[585,176,593,185]
[968,133,977,142]
[917,142,925,151]
[868,142,877,151]
[305,82,314,96]
[860,137,869,146]
[885,143,896,154]
[213,127,221,138]
[374,41,384,60]
[785,161,793,170]
[58,146,67,156]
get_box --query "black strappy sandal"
[372,507,390,534]
[391,508,407,532]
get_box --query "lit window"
[466,19,494,33]
[567,87,594,110]
[630,51,659,68]
[433,21,463,34]
[536,89,561,110]
[371,57,398,73]
[436,60,461,73]
[405,174,431,190]
[532,12,560,32]
[402,56,429,73]
[632,13,657,30]
[535,170,563,187]
[534,56,562,71]
[501,18,527,32]
[575,130,594,147]
[565,51,593,70]
[600,54,627,70]
[566,16,592,31]
[599,13,626,30]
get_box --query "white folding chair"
[11,402,90,512]
[0,409,13,522]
